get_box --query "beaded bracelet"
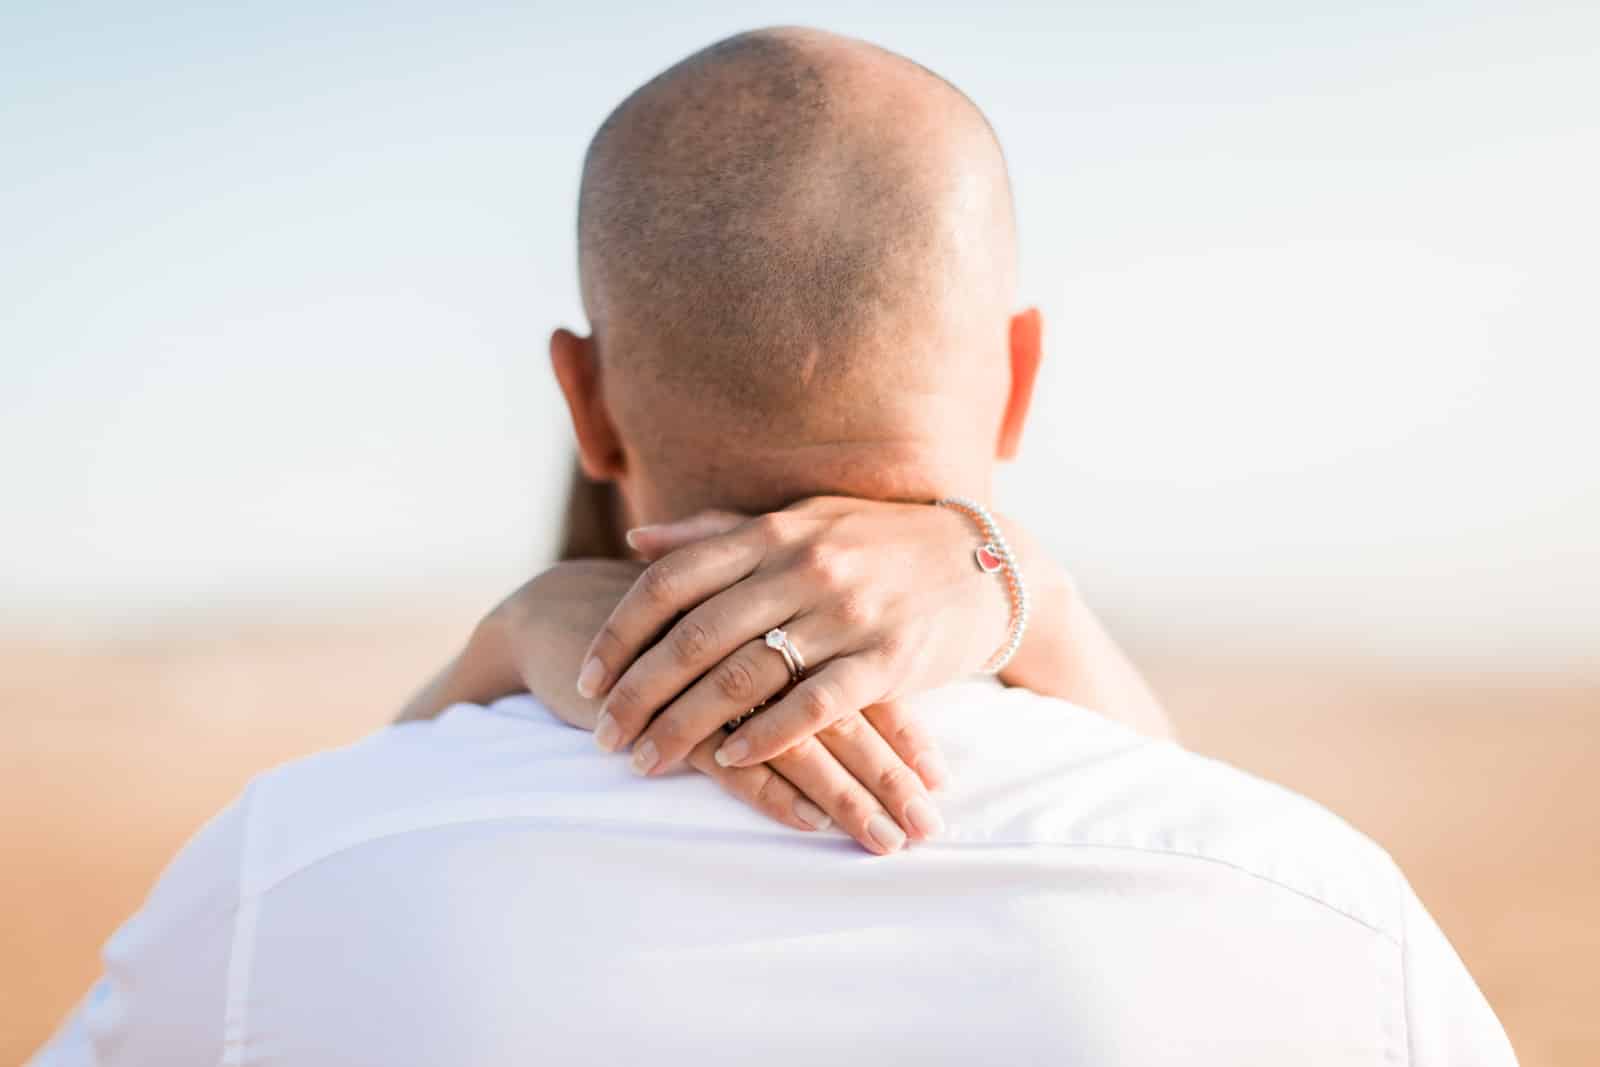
[935,496,1029,674]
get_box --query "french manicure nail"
[630,738,659,776]
[905,796,944,839]
[714,738,750,768]
[576,657,606,699]
[793,799,832,831]
[915,750,950,791]
[623,525,658,550]
[593,711,621,752]
[866,813,907,853]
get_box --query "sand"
[3,625,1595,1065]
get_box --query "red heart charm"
[974,544,1003,573]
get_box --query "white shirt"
[33,680,1515,1066]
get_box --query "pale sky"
[2,2,1596,668]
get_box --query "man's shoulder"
[923,682,1407,941]
[233,699,607,891]
[233,697,777,892]
[240,684,1406,941]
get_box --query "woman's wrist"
[934,497,1030,674]
[920,503,1010,678]
[991,516,1075,694]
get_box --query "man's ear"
[996,307,1043,460]
[550,327,626,481]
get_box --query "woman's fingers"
[624,510,748,561]
[599,577,800,756]
[577,525,764,704]
[714,654,886,768]
[684,732,831,833]
[815,711,944,841]
[862,699,948,791]
[621,634,791,773]
[768,737,908,855]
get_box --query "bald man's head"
[556,27,1039,522]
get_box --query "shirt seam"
[220,782,262,1067]
[1397,859,1415,1066]
[247,802,1401,944]
[949,837,1399,943]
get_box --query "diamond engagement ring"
[724,629,807,733]
[765,627,806,682]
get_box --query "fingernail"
[593,711,621,752]
[630,738,659,776]
[866,813,907,854]
[915,750,950,791]
[623,525,657,550]
[576,657,606,699]
[714,737,750,768]
[905,796,944,839]
[793,799,832,831]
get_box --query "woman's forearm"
[998,519,1178,742]
[396,661,457,724]
[394,617,539,726]
[397,503,1175,744]
[394,564,643,729]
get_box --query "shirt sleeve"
[28,790,249,1067]
[1401,878,1519,1066]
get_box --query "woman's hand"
[579,496,1175,791]
[397,493,1173,855]
[579,498,1014,775]
[397,559,942,855]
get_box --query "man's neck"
[618,443,994,529]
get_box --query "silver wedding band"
[765,627,806,682]
[724,628,807,734]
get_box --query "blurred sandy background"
[6,626,1595,1064]
[4,4,1597,1064]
